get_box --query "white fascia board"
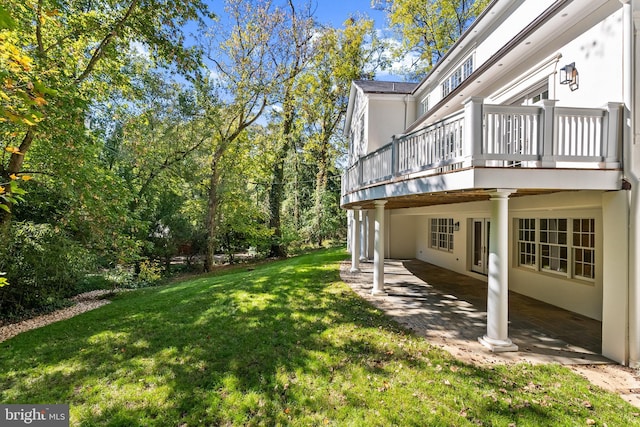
[473,168,622,190]
[343,83,359,137]
[341,168,622,208]
[366,93,416,103]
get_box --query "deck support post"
[360,210,368,262]
[479,189,518,352]
[350,207,361,273]
[372,200,388,296]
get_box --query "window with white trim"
[430,218,454,252]
[516,218,595,281]
[420,95,430,115]
[441,55,474,98]
[517,218,536,268]
[573,218,595,280]
[540,218,568,273]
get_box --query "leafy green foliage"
[375,0,490,79]
[0,222,95,319]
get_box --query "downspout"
[623,0,640,367]
[404,94,409,130]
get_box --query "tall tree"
[373,0,490,79]
[0,0,213,223]
[201,0,287,271]
[298,17,385,245]
[266,0,315,258]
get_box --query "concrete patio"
[340,259,611,366]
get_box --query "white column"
[359,211,368,262]
[372,200,387,296]
[350,207,361,273]
[367,210,375,260]
[479,189,518,352]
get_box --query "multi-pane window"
[441,55,474,98]
[516,218,595,281]
[430,218,454,252]
[441,79,451,98]
[517,218,536,267]
[420,95,430,115]
[573,219,595,279]
[463,56,474,79]
[540,218,568,273]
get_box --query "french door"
[472,219,490,274]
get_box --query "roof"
[353,80,418,95]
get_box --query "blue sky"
[199,0,404,81]
[313,0,387,29]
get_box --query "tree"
[0,0,213,224]
[200,0,288,271]
[373,0,490,79]
[297,17,385,246]
[266,0,315,258]
[90,68,212,267]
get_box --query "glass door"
[472,219,490,274]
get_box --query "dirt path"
[0,290,118,343]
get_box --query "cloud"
[129,41,150,60]
[375,31,421,81]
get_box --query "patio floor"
[340,259,611,366]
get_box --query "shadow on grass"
[0,249,636,426]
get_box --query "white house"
[341,0,640,366]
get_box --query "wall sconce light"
[454,221,460,231]
[559,62,579,91]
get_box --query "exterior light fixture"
[454,221,460,231]
[559,62,579,91]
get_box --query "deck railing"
[342,99,621,194]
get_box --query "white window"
[420,95,430,115]
[463,56,474,79]
[540,218,568,273]
[430,218,454,252]
[441,55,474,98]
[517,218,536,268]
[573,219,595,280]
[516,218,595,281]
[441,79,451,98]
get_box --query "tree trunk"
[0,129,35,226]
[313,138,329,247]
[205,157,222,272]
[268,152,286,258]
[268,93,296,258]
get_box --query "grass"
[0,248,639,426]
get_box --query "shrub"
[0,222,95,319]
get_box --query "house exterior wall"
[367,97,415,153]
[507,192,604,320]
[412,0,556,122]
[392,192,607,321]
[411,2,624,126]
[389,214,417,259]
[601,190,629,362]
[553,8,624,107]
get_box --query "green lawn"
[1,248,638,426]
